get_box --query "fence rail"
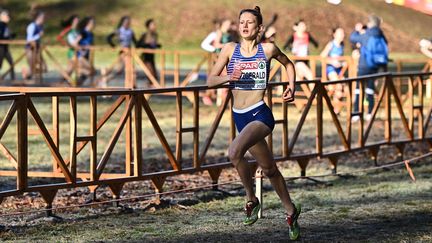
[0,71,431,211]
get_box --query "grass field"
[1,90,430,178]
[0,155,431,242]
[0,89,431,241]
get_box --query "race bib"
[232,59,267,90]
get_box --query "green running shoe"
[286,203,302,240]
[243,198,260,226]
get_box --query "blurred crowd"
[0,8,431,112]
[197,13,431,116]
[0,9,161,87]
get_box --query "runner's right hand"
[230,67,242,81]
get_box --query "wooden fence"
[0,71,431,211]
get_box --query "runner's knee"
[262,165,279,178]
[228,146,243,165]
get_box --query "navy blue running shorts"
[232,101,275,132]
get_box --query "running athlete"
[207,6,301,240]
[99,16,137,87]
[137,18,161,87]
[57,15,80,83]
[24,11,47,80]
[0,9,15,81]
[75,16,95,84]
[320,27,345,113]
[201,19,220,53]
[283,19,318,81]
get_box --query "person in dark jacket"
[137,19,161,84]
[350,14,388,122]
[0,9,15,81]
[74,16,95,85]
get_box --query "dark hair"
[117,16,130,29]
[331,27,341,34]
[33,11,44,21]
[294,19,305,26]
[61,14,78,28]
[239,6,263,25]
[78,16,94,33]
[145,18,154,28]
[331,27,344,45]
[0,9,9,16]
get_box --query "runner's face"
[36,14,45,25]
[334,28,344,42]
[149,22,156,31]
[221,20,231,33]
[123,18,130,28]
[239,12,260,40]
[71,17,79,29]
[296,22,306,32]
[0,13,10,23]
[87,19,95,30]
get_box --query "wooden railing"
[0,71,431,210]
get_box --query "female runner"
[207,6,301,240]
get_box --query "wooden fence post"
[385,74,392,143]
[17,96,28,191]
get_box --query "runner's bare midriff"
[232,89,265,109]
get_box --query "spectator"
[350,14,388,122]
[350,24,367,76]
[0,9,15,81]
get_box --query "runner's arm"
[268,43,296,102]
[283,35,294,51]
[309,33,319,48]
[207,44,233,87]
[201,32,217,53]
[106,31,116,48]
[320,42,332,58]
[56,26,71,46]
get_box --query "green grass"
[0,160,431,242]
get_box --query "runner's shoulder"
[222,42,237,50]
[220,42,237,56]
[261,42,279,56]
